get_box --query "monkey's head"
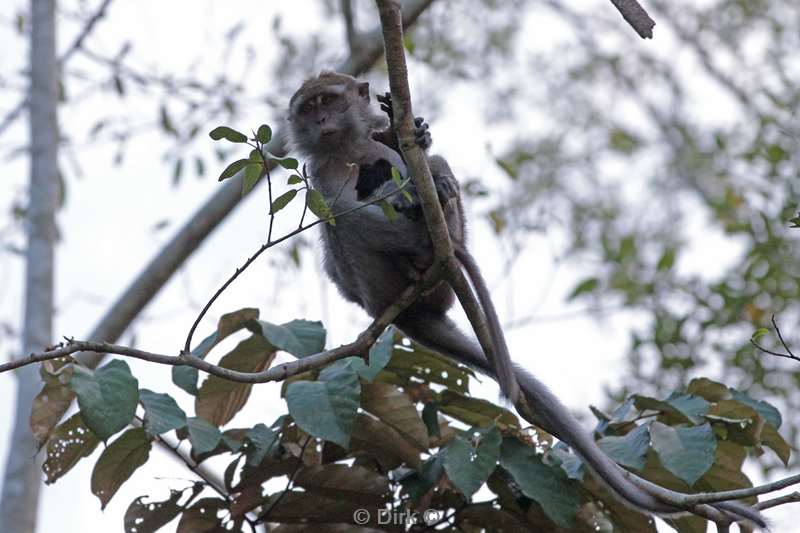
[287,71,382,156]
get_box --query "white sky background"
[0,1,796,531]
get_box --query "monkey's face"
[288,82,371,154]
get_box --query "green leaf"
[217,158,249,182]
[246,423,279,466]
[657,247,676,271]
[608,127,641,154]
[665,392,710,423]
[42,413,100,484]
[379,200,397,221]
[285,360,361,448]
[139,389,187,436]
[273,157,299,170]
[350,326,395,382]
[650,422,716,486]
[750,327,769,341]
[242,162,265,195]
[399,455,444,505]
[209,126,247,143]
[91,428,152,509]
[443,424,501,497]
[256,124,272,144]
[731,390,782,429]
[287,174,303,185]
[306,189,334,224]
[500,437,579,528]
[270,189,298,215]
[257,319,326,358]
[598,423,650,471]
[391,166,403,185]
[567,277,599,301]
[186,417,223,455]
[421,402,441,438]
[70,360,139,441]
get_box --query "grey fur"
[287,72,766,528]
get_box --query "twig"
[256,435,312,522]
[608,0,656,39]
[751,315,800,363]
[755,491,800,511]
[0,0,115,137]
[182,179,413,355]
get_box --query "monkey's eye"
[320,93,338,106]
[299,102,313,114]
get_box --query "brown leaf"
[294,464,390,505]
[42,413,99,484]
[361,382,429,450]
[91,428,151,509]
[196,335,276,426]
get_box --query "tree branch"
[2,264,442,383]
[608,0,656,39]
[0,0,115,138]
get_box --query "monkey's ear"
[358,82,370,101]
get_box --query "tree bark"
[0,0,59,530]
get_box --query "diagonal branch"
[608,0,655,39]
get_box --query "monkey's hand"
[376,92,432,151]
[391,173,457,219]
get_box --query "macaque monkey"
[286,71,765,528]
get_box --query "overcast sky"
[0,1,795,531]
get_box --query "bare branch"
[3,264,442,383]
[755,491,800,511]
[0,0,115,137]
[751,315,800,364]
[608,0,655,39]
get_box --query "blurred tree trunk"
[0,0,59,530]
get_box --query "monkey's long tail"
[454,248,520,404]
[394,312,767,528]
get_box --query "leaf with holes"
[443,424,501,497]
[124,483,202,533]
[42,413,99,484]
